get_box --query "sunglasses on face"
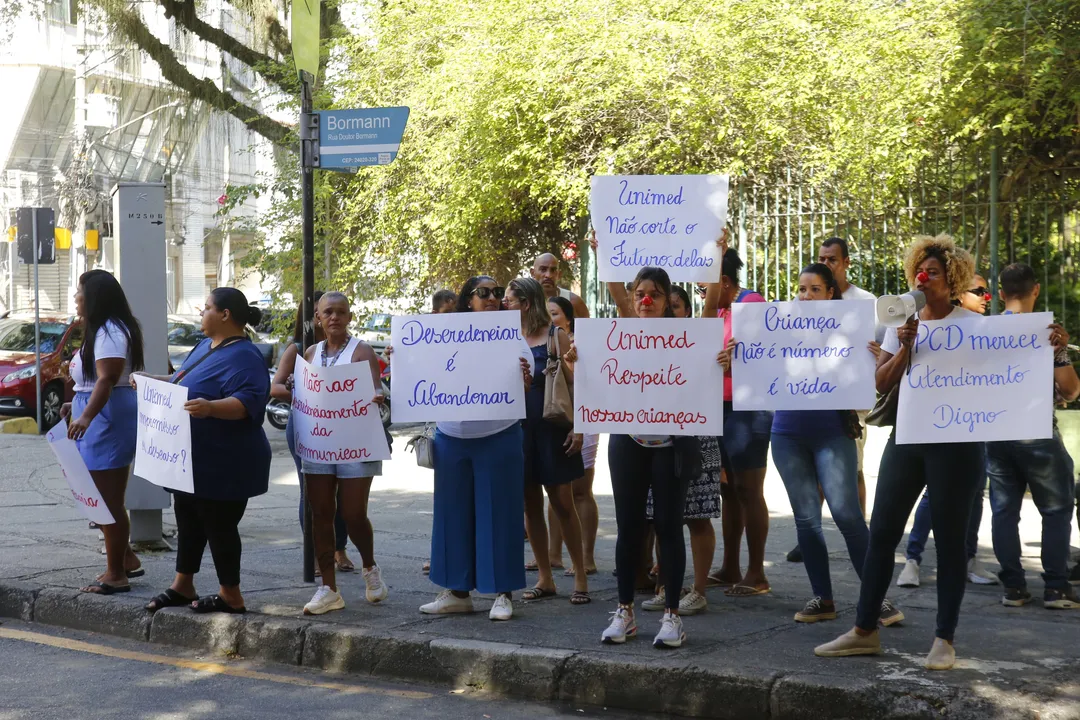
[472,286,506,300]
[967,287,991,301]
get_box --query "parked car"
[168,315,276,371]
[0,313,80,429]
[355,312,392,355]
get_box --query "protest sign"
[292,355,391,463]
[590,175,730,283]
[46,419,115,525]
[731,300,877,411]
[896,312,1054,444]
[134,376,193,493]
[573,318,725,435]
[390,313,527,423]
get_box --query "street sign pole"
[31,211,41,432]
[299,72,316,585]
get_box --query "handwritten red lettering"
[303,366,323,392]
[606,321,696,351]
[577,404,707,430]
[601,358,686,391]
[311,423,334,437]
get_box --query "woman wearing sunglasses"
[420,275,534,621]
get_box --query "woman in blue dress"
[62,269,145,595]
[141,288,272,614]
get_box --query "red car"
[0,313,80,430]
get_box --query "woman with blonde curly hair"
[815,234,982,671]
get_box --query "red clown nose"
[641,295,654,307]
[916,271,930,284]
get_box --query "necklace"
[321,337,350,368]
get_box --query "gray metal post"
[32,211,41,432]
[300,74,316,584]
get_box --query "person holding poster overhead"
[271,292,358,576]
[300,292,390,616]
[505,278,590,605]
[62,270,146,595]
[815,235,982,670]
[703,247,773,597]
[746,264,901,625]
[585,230,693,649]
[139,288,271,614]
[419,275,533,622]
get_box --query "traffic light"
[15,207,56,265]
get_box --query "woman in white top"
[300,292,390,616]
[815,234,982,670]
[61,270,145,595]
[420,275,533,621]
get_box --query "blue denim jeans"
[771,433,867,602]
[988,431,1076,591]
[905,446,987,562]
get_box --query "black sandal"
[145,588,197,612]
[570,591,592,605]
[80,581,130,596]
[190,594,246,614]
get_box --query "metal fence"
[582,158,1080,327]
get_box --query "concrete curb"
[0,582,1049,719]
[0,417,39,434]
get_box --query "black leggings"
[609,435,688,610]
[855,433,982,641]
[174,494,249,587]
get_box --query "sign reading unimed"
[390,313,527,423]
[292,356,391,463]
[896,313,1055,444]
[134,376,193,493]
[573,318,725,435]
[731,300,877,411]
[590,175,730,283]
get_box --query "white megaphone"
[876,290,926,327]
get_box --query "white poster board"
[590,175,730,283]
[731,300,877,410]
[574,318,725,435]
[390,313,528,423]
[292,355,391,463]
[134,376,193,493]
[46,419,116,525]
[896,313,1055,444]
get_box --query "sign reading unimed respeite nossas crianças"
[896,313,1055,444]
[46,418,116,525]
[390,313,528,423]
[292,356,390,463]
[134,376,193,493]
[731,300,878,411]
[590,175,730,283]
[573,318,725,435]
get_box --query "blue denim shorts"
[301,460,382,478]
[721,402,772,473]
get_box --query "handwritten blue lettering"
[786,377,837,395]
[140,439,182,465]
[907,363,1027,389]
[763,306,841,334]
[968,332,1042,351]
[915,324,965,352]
[410,380,514,408]
[932,404,1007,432]
[399,320,522,346]
[607,241,714,270]
[617,180,685,206]
[138,411,180,436]
[141,385,173,408]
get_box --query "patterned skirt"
[646,435,723,520]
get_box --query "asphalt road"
[0,620,643,720]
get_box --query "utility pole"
[299,72,317,584]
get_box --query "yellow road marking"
[0,626,432,699]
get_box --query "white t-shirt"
[71,321,132,392]
[880,305,975,356]
[436,336,534,440]
[842,283,885,343]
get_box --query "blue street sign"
[317,107,410,169]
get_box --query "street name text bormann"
[326,115,391,130]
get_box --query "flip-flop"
[521,586,557,601]
[81,581,130,596]
[145,588,197,612]
[422,561,431,575]
[706,572,739,589]
[191,594,246,614]
[725,584,771,597]
[335,559,355,573]
[126,568,145,579]
[564,567,598,577]
[570,591,592,605]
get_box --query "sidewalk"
[1,425,1078,719]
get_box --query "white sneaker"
[678,590,707,616]
[419,589,474,615]
[363,564,389,603]
[897,559,921,588]
[641,587,666,611]
[653,611,686,649]
[303,585,345,616]
[968,558,999,585]
[489,595,513,621]
[601,607,637,644]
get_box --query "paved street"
[0,621,641,719]
[1,420,1079,718]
